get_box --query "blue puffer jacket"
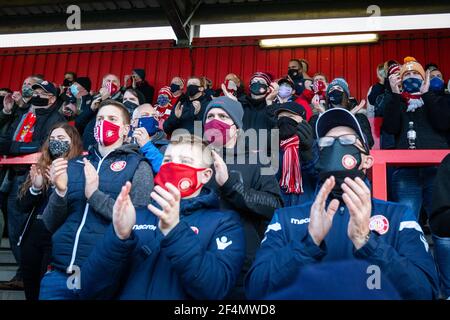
[80,188,246,300]
[51,144,145,272]
[245,198,440,300]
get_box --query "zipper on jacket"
[67,149,109,274]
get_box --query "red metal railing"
[1,149,449,201]
[370,149,450,200]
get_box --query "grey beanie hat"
[203,96,244,129]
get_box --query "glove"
[297,120,314,161]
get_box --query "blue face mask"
[402,78,422,93]
[138,116,159,136]
[157,95,170,106]
[429,77,444,92]
[70,84,79,97]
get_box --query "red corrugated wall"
[1,29,449,101]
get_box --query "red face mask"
[204,119,233,146]
[224,79,237,95]
[313,80,326,94]
[105,81,119,96]
[154,162,207,198]
[94,119,121,146]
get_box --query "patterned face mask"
[49,140,70,158]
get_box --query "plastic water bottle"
[407,121,416,149]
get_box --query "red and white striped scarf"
[280,135,303,194]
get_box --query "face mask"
[316,140,365,200]
[225,80,237,94]
[187,85,200,97]
[250,82,268,96]
[288,69,301,79]
[313,80,326,93]
[154,162,207,198]
[157,95,170,106]
[70,84,79,98]
[170,83,180,93]
[123,100,138,113]
[49,140,70,158]
[277,117,298,140]
[138,116,159,136]
[94,119,121,146]
[378,69,386,79]
[429,77,444,92]
[22,85,33,98]
[0,96,4,106]
[278,85,293,99]
[328,90,344,105]
[31,95,49,107]
[105,81,119,96]
[204,119,233,146]
[402,78,422,93]
[63,79,73,87]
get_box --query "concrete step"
[1,238,10,249]
[0,249,16,265]
[0,290,25,300]
[0,265,18,282]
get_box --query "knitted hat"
[400,57,425,80]
[158,86,173,98]
[250,72,273,86]
[203,96,244,129]
[75,77,91,92]
[133,68,146,80]
[326,77,350,97]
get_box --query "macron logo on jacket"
[216,236,233,250]
[132,224,157,231]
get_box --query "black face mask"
[63,79,73,87]
[278,117,298,140]
[187,85,200,97]
[328,90,344,106]
[316,141,366,201]
[49,140,70,159]
[123,100,138,113]
[250,82,268,96]
[288,68,302,80]
[170,83,180,93]
[31,95,50,107]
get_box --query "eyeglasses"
[318,134,369,153]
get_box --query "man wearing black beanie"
[124,68,155,104]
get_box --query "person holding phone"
[130,103,168,173]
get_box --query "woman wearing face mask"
[39,100,153,300]
[16,123,83,300]
[122,88,145,115]
[163,76,211,136]
[308,77,374,149]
